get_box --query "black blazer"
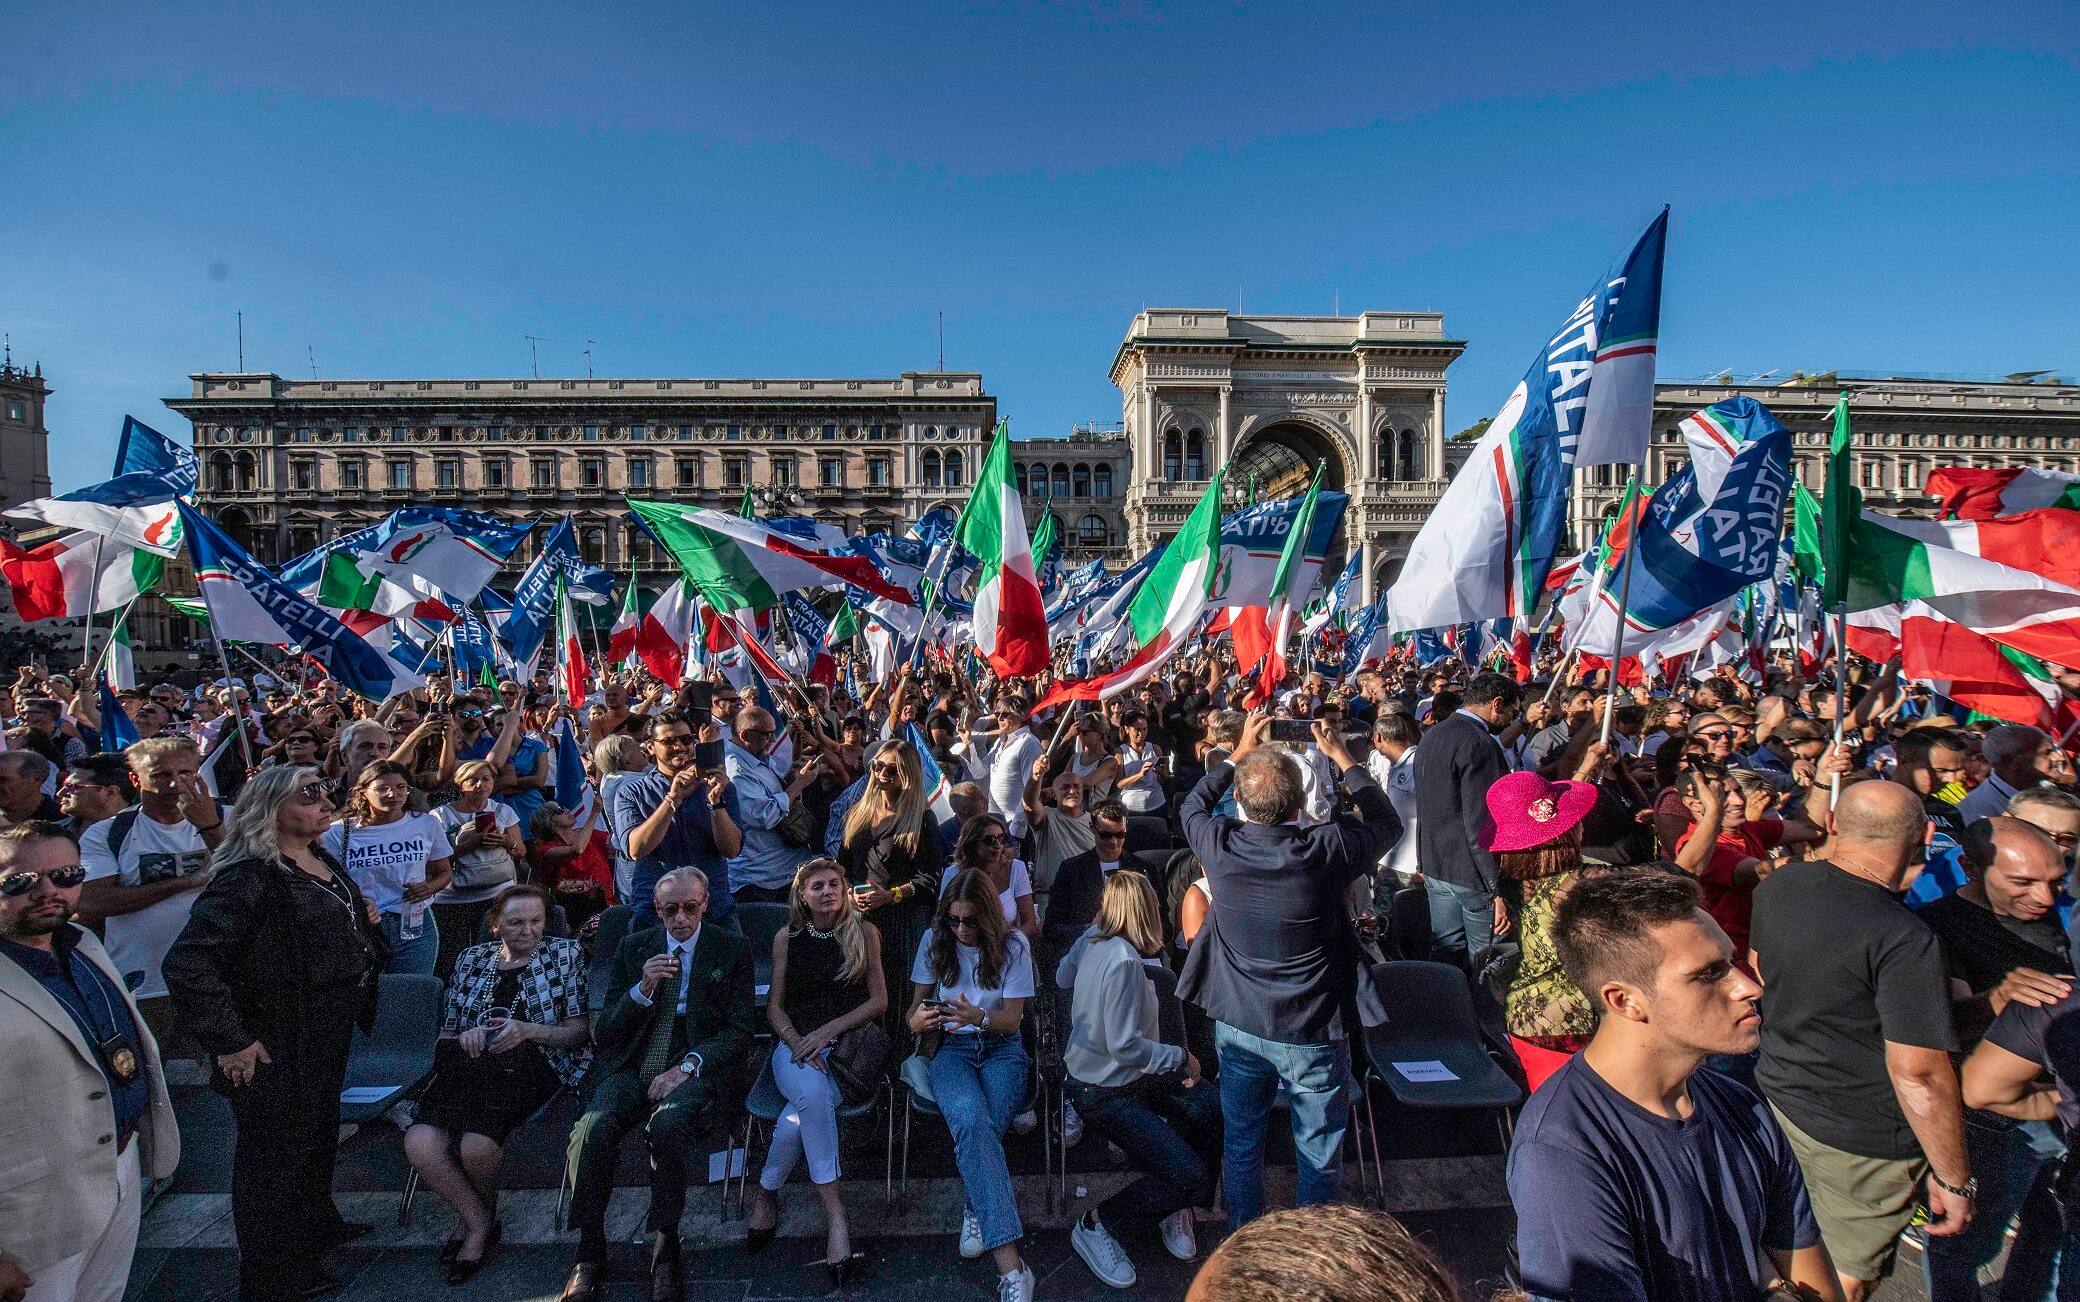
[1175,760,1399,1044]
[594,923,757,1104]
[1411,711,1507,895]
[1040,849,1110,980]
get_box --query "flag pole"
[202,618,258,774]
[1600,472,1642,746]
[1829,606,1849,809]
[81,535,107,668]
[90,597,141,678]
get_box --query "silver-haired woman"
[163,766,389,1302]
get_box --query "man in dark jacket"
[1177,711,1399,1228]
[1411,672,1521,977]
[560,867,756,1302]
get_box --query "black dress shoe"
[825,1251,866,1290]
[318,1220,377,1245]
[558,1262,602,1302]
[300,1271,347,1299]
[743,1221,776,1253]
[647,1235,683,1302]
[446,1221,501,1286]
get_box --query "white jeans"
[759,1049,843,1189]
[27,1140,140,1302]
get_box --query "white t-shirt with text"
[321,812,453,915]
[79,811,214,1000]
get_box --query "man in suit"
[561,867,757,1302]
[1177,712,1400,1227]
[0,821,180,1302]
[1412,672,1522,980]
[1040,800,1130,969]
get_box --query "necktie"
[637,944,685,1079]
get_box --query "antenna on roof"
[237,311,244,371]
[307,345,318,379]
[937,310,945,371]
[585,340,595,379]
[524,334,547,379]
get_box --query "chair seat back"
[340,973,444,1121]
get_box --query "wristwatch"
[1930,1172,1978,1201]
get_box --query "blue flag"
[554,717,595,826]
[502,517,581,669]
[98,675,140,752]
[114,416,200,497]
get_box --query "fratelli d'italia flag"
[956,421,1049,678]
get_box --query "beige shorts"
[1770,1102,1926,1282]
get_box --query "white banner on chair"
[1391,1060,1459,1083]
[707,1146,747,1183]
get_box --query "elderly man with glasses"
[610,713,743,932]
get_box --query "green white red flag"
[955,421,1049,678]
[628,499,912,611]
[0,532,163,622]
[1927,467,2080,520]
[608,577,641,667]
[1247,465,1326,704]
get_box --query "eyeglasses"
[977,834,1011,849]
[59,777,119,791]
[653,734,695,749]
[658,901,704,917]
[1693,729,1733,742]
[295,782,329,804]
[1094,828,1128,842]
[0,865,88,896]
[946,912,981,931]
[869,762,904,778]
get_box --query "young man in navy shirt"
[1507,871,1838,1302]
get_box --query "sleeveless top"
[1070,751,1114,797]
[781,925,865,1035]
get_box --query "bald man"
[1749,781,1972,1302]
[721,706,819,904]
[1915,817,2069,1301]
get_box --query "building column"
[1216,385,1232,468]
[1357,385,1376,481]
[1359,536,1377,607]
[1429,388,1446,479]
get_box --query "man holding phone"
[612,714,744,931]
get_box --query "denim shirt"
[610,767,742,916]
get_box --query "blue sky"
[4,1,2076,492]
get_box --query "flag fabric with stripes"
[905,723,958,824]
[629,498,913,611]
[636,580,696,685]
[1248,465,1326,703]
[1927,467,2080,520]
[954,422,1050,677]
[1573,208,1669,468]
[98,674,140,753]
[553,718,597,829]
[0,533,163,621]
[556,578,590,706]
[608,578,641,666]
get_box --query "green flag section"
[1038,469,1228,708]
[1793,483,1825,588]
[1818,394,1859,610]
[829,601,859,643]
[955,421,1048,677]
[165,595,210,623]
[1031,511,1058,570]
[628,498,912,612]
[317,550,387,612]
[0,532,162,622]
[1250,465,1326,702]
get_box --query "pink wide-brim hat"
[1480,770,1599,853]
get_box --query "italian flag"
[628,499,912,611]
[1927,467,2080,521]
[315,550,456,624]
[556,577,590,706]
[635,580,696,685]
[1846,602,2060,728]
[607,578,641,667]
[1246,465,1326,704]
[955,421,1049,678]
[1038,470,1226,708]
[0,532,163,622]
[1835,506,2080,668]
[101,618,137,692]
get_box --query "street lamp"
[746,481,806,515]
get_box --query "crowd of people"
[6,644,2080,1301]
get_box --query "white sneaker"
[996,1265,1036,1302]
[960,1209,985,1259]
[1011,1108,1039,1136]
[1071,1212,1137,1289]
[1160,1209,1198,1261]
[1061,1098,1084,1147]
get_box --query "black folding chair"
[336,974,443,1225]
[735,902,793,1004]
[1125,814,1174,855]
[585,904,635,1013]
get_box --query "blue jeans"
[1213,1021,1349,1229]
[929,1032,1029,1253]
[1424,877,1496,971]
[380,910,438,976]
[1070,1076,1223,1230]
[1927,1114,2062,1302]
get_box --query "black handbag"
[826,1021,893,1106]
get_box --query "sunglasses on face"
[658,901,704,917]
[1,865,88,896]
[295,782,330,804]
[978,834,1011,849]
[1693,729,1732,742]
[653,734,694,749]
[1095,829,1128,842]
[870,762,903,778]
[947,912,981,931]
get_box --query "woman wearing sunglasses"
[944,814,1039,943]
[163,767,389,1302]
[839,739,945,1033]
[909,868,1037,1302]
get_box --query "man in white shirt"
[1958,724,2059,824]
[965,694,1045,839]
[73,737,226,1055]
[1368,712,1422,887]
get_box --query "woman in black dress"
[746,858,886,1282]
[838,738,943,1033]
[403,883,592,1282]
[163,766,388,1302]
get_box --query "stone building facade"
[1113,310,1464,600]
[0,344,53,513]
[165,371,996,572]
[1011,425,1131,561]
[1570,371,2080,544]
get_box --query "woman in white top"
[1062,872,1220,1286]
[908,869,1037,1301]
[431,760,527,978]
[322,759,454,977]
[941,814,1037,942]
[1114,711,1166,814]
[1066,718,1120,801]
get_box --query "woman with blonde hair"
[321,758,454,976]
[1063,871,1221,1287]
[840,738,945,1030]
[745,858,886,1283]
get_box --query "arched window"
[1184,430,1205,480]
[944,449,964,487]
[1093,464,1113,497]
[234,451,258,492]
[1014,463,1029,495]
[626,528,654,567]
[1052,464,1070,498]
[582,528,607,564]
[1396,429,1418,481]
[1072,463,1091,497]
[922,450,943,488]
[208,451,234,493]
[1163,430,1183,481]
[1375,432,1390,478]
[1078,514,1108,546]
